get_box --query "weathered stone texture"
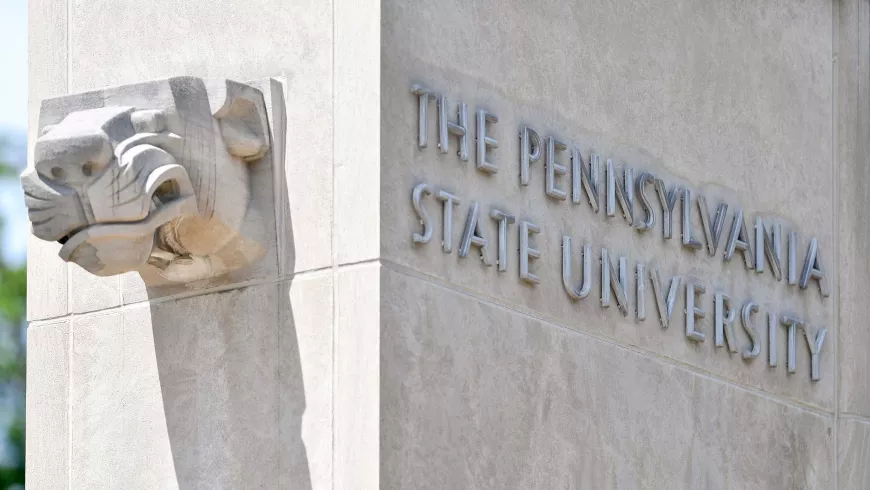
[26,321,70,490]
[23,0,870,488]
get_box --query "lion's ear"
[130,109,167,134]
[207,79,271,162]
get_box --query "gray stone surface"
[26,236,68,321]
[26,0,68,321]
[838,418,870,490]
[334,263,380,489]
[71,310,178,489]
[836,0,870,418]
[68,276,332,489]
[380,0,835,409]
[70,270,119,314]
[24,0,870,488]
[26,321,69,490]
[334,0,381,265]
[380,266,833,489]
[282,272,334,490]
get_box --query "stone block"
[70,310,177,489]
[836,0,870,417]
[70,268,120,314]
[70,276,333,489]
[26,321,70,490]
[334,0,381,265]
[334,263,381,489]
[26,236,67,320]
[380,267,833,489]
[280,1,334,274]
[380,0,835,409]
[838,418,870,490]
[281,271,334,490]
[26,0,68,321]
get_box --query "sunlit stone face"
[21,77,273,283]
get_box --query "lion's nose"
[34,129,113,187]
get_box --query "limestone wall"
[25,0,870,488]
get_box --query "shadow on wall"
[144,87,312,488]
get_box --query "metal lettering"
[572,150,600,212]
[685,281,706,342]
[801,324,827,381]
[600,248,629,316]
[562,236,592,300]
[490,209,515,272]
[437,95,468,160]
[650,268,680,329]
[697,195,728,257]
[519,126,541,186]
[681,188,702,250]
[411,85,435,149]
[519,221,541,284]
[459,201,491,265]
[635,172,656,232]
[754,217,782,280]
[724,209,755,269]
[768,312,778,367]
[799,237,831,297]
[636,263,646,321]
[545,138,568,200]
[741,301,760,359]
[780,315,804,374]
[476,109,498,174]
[788,231,798,285]
[714,291,738,352]
[654,179,679,239]
[411,183,433,244]
[436,190,460,253]
[606,160,634,225]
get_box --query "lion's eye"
[50,167,65,181]
[82,162,94,177]
[153,180,179,205]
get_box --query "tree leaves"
[0,136,25,489]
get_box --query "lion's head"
[21,77,273,283]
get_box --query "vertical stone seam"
[65,0,73,486]
[67,314,74,490]
[66,0,71,93]
[330,1,337,488]
[831,2,841,487]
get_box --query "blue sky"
[0,0,28,266]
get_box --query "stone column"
[26,1,379,488]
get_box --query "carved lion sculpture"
[21,77,273,284]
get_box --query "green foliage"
[0,139,26,489]
[0,138,15,179]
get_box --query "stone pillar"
[24,0,870,489]
[26,1,377,488]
